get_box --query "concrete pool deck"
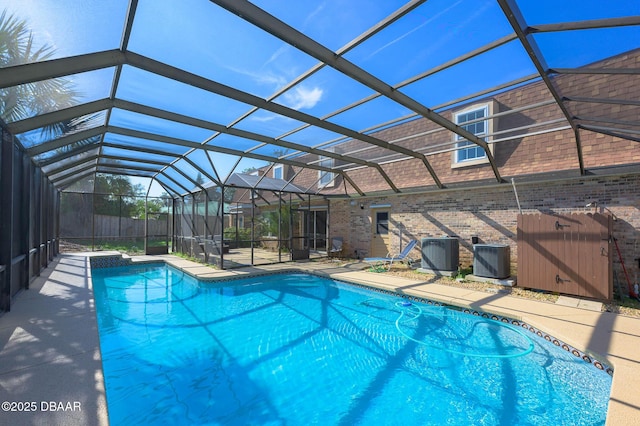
[1,253,639,425]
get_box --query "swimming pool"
[91,263,612,425]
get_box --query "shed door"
[517,213,612,299]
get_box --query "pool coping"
[2,252,639,425]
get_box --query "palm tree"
[0,10,78,137]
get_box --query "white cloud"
[250,113,277,122]
[282,86,323,110]
[366,0,464,60]
[221,63,288,89]
[262,45,290,70]
[303,2,327,28]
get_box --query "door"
[310,210,327,252]
[517,213,612,299]
[370,209,390,257]
[290,209,310,260]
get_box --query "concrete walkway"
[0,255,107,426]
[1,253,639,425]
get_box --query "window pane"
[273,165,283,179]
[376,212,389,235]
[455,106,488,162]
[318,156,334,186]
[319,171,333,186]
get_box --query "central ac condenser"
[421,237,459,271]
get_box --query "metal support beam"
[210,0,490,184]
[113,99,392,181]
[167,164,206,193]
[50,163,98,184]
[574,116,640,129]
[578,124,640,143]
[159,170,194,196]
[526,16,640,33]
[550,68,640,75]
[6,98,111,135]
[56,169,96,190]
[107,126,340,177]
[564,96,640,107]
[276,33,519,149]
[0,50,125,89]
[496,0,585,175]
[155,179,181,199]
[126,51,444,187]
[46,155,100,177]
[97,164,166,174]
[102,0,140,175]
[180,157,221,186]
[99,154,166,168]
[37,143,101,168]
[0,128,14,311]
[155,172,191,196]
[26,126,107,156]
[228,0,429,127]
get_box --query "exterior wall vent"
[473,244,510,279]
[421,237,459,271]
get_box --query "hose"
[393,301,535,359]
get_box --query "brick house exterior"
[243,49,640,288]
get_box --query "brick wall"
[283,50,640,195]
[329,173,640,290]
[246,49,640,293]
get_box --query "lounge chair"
[364,239,418,270]
[204,236,230,257]
[329,237,343,257]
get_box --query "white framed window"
[318,156,335,188]
[452,102,495,168]
[273,164,283,180]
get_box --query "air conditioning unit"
[421,237,459,271]
[473,244,510,279]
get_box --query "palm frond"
[0,9,84,140]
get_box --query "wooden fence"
[517,213,612,299]
[60,214,168,238]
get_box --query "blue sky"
[9,0,639,113]
[5,0,640,195]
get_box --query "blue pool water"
[91,264,612,425]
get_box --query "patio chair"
[195,236,209,263]
[329,237,343,257]
[212,235,230,254]
[364,239,418,270]
[201,237,228,258]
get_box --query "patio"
[1,1,639,424]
